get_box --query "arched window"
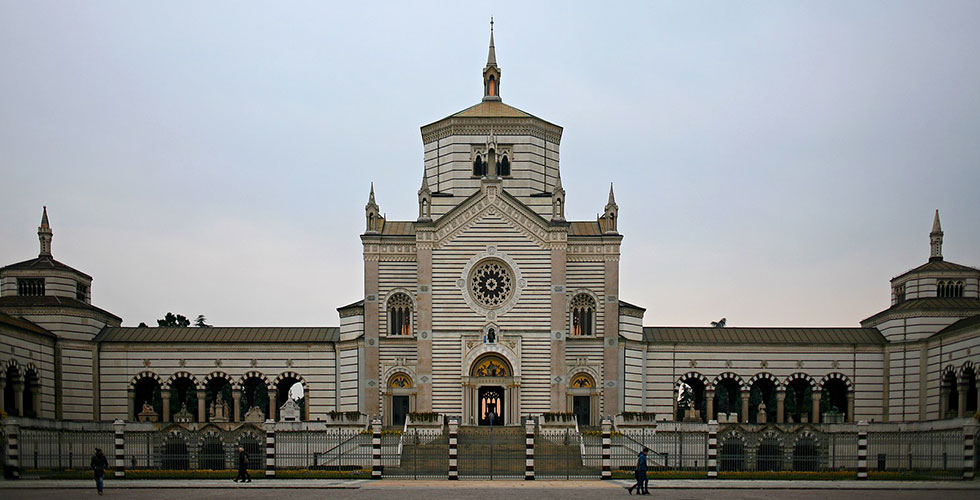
[938,280,964,298]
[473,155,486,176]
[387,293,413,336]
[894,284,906,304]
[570,293,596,336]
[498,154,510,176]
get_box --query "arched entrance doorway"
[568,372,599,427]
[464,354,517,426]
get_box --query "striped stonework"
[113,419,125,478]
[964,424,977,480]
[448,419,459,480]
[601,418,611,479]
[372,419,382,479]
[707,420,718,478]
[857,421,868,480]
[4,422,19,479]
[265,423,275,478]
[525,418,535,480]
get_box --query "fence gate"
[457,426,525,479]
[535,429,597,479]
[381,429,448,479]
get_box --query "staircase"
[382,429,449,478]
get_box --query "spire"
[600,183,619,234]
[929,209,943,261]
[365,183,382,233]
[38,206,52,257]
[482,18,501,101]
[551,171,565,222]
[418,175,432,222]
[368,182,376,206]
[607,183,617,207]
[554,171,563,191]
[487,17,497,67]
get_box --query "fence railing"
[1,417,976,480]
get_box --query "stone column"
[846,392,854,423]
[811,392,822,424]
[363,255,381,416]
[113,420,125,478]
[269,388,277,421]
[524,417,535,480]
[232,389,242,422]
[706,389,715,421]
[32,382,41,418]
[940,387,949,419]
[601,418,612,479]
[371,418,382,479]
[12,379,24,416]
[707,420,719,478]
[602,256,620,416]
[856,421,868,480]
[264,420,276,478]
[964,422,978,480]
[957,384,968,418]
[776,390,786,424]
[448,418,459,480]
[0,377,5,412]
[127,388,135,421]
[416,231,433,412]
[197,392,207,422]
[741,392,750,424]
[161,389,171,423]
[3,420,19,479]
[549,241,568,411]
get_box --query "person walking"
[627,448,649,495]
[234,446,251,483]
[90,448,109,496]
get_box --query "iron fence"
[535,429,597,479]
[457,426,525,479]
[866,430,961,478]
[380,429,448,479]
[17,427,113,470]
[276,429,370,472]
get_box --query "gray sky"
[1,1,978,328]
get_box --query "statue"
[173,403,193,423]
[137,402,159,422]
[244,405,265,423]
[210,399,230,423]
[710,318,727,328]
[279,399,301,422]
[757,402,767,424]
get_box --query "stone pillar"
[776,390,785,424]
[232,389,242,422]
[957,384,968,418]
[940,388,949,418]
[707,420,718,478]
[601,418,612,479]
[126,388,135,421]
[0,377,5,412]
[706,389,715,421]
[964,423,977,480]
[13,380,24,416]
[371,418,382,479]
[32,382,41,419]
[811,392,822,424]
[416,231,433,412]
[740,392,750,424]
[363,256,381,416]
[264,419,276,478]
[197,392,207,423]
[269,387,277,422]
[161,389,171,423]
[4,420,19,479]
[857,421,868,480]
[549,241,568,411]
[113,419,125,478]
[448,418,459,480]
[602,257,621,416]
[525,418,535,480]
[846,392,854,423]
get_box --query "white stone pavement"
[0,479,976,490]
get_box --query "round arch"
[130,370,163,390]
[676,372,709,422]
[784,372,817,389]
[747,372,782,390]
[819,372,853,391]
[163,371,199,391]
[712,372,746,391]
[462,343,520,378]
[958,361,976,383]
[203,371,237,390]
[239,371,272,390]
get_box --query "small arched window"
[387,293,413,336]
[937,280,964,298]
[570,293,597,336]
[473,155,486,177]
[894,284,906,304]
[498,155,510,176]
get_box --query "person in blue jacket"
[627,447,649,495]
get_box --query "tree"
[138,322,148,327]
[194,314,211,328]
[157,312,190,327]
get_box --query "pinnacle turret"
[38,206,52,257]
[482,18,501,101]
[930,209,943,261]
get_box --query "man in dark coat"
[90,448,109,496]
[234,446,251,483]
[627,448,649,495]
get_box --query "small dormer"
[0,207,94,304]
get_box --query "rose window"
[469,259,514,308]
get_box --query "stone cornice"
[421,117,563,145]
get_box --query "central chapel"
[1,30,978,429]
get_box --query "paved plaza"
[1,480,977,499]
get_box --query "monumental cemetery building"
[1,31,979,430]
